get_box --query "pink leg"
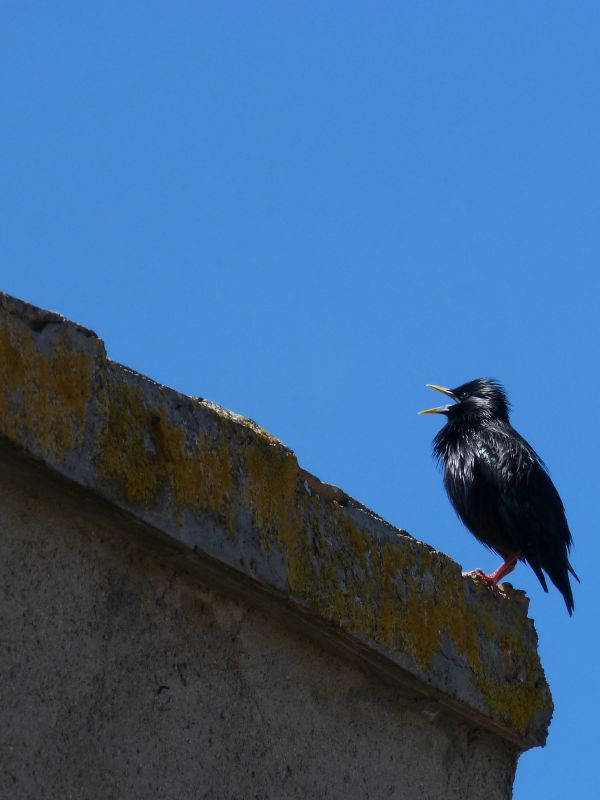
[465,553,519,586]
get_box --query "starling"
[420,378,579,614]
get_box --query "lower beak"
[418,384,455,415]
[418,405,450,415]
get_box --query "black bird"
[420,378,579,614]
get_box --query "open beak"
[418,384,455,415]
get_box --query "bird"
[419,378,579,614]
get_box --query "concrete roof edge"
[0,291,553,749]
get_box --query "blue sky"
[2,3,599,795]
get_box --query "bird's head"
[419,378,510,422]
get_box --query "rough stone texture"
[0,446,517,800]
[0,292,552,797]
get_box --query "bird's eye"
[459,391,468,401]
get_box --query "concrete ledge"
[0,292,552,749]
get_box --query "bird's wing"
[473,425,575,592]
[476,425,571,543]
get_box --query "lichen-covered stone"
[0,291,552,749]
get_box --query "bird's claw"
[462,568,503,598]
[469,568,499,586]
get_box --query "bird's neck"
[433,416,490,463]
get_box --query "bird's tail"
[530,545,579,615]
[546,561,577,616]
[529,562,549,594]
[568,560,581,584]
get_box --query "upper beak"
[418,384,455,415]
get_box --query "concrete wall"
[0,293,552,799]
[1,446,516,800]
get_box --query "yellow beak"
[418,384,455,415]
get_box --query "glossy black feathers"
[428,378,579,614]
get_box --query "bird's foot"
[464,568,501,586]
[462,568,505,600]
[463,555,520,597]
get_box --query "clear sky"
[2,3,599,796]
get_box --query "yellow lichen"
[159,419,234,532]
[0,320,93,462]
[96,381,235,531]
[244,438,300,550]
[276,490,550,738]
[96,382,162,505]
[477,629,552,736]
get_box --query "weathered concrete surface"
[0,447,517,799]
[0,292,552,785]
